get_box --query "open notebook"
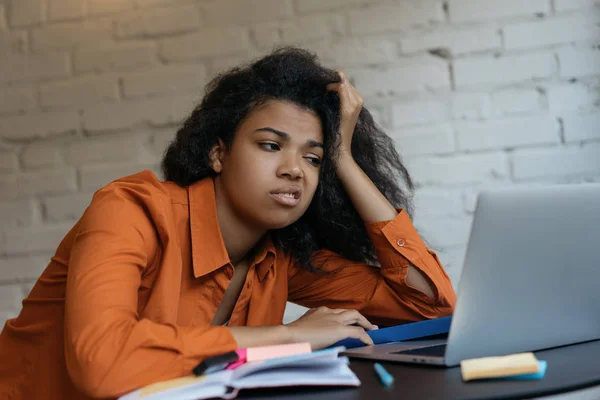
[118,347,360,400]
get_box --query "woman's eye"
[259,143,280,151]
[305,157,321,166]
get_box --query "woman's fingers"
[342,325,374,345]
[332,309,377,331]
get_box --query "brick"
[116,5,201,38]
[449,0,550,23]
[0,111,79,140]
[391,100,450,127]
[512,142,600,180]
[203,0,293,25]
[0,175,18,201]
[406,153,509,184]
[252,22,281,49]
[31,18,112,51]
[451,93,492,120]
[83,93,196,132]
[0,311,19,326]
[392,124,456,156]
[21,282,36,298]
[350,56,450,97]
[134,0,177,6]
[367,107,385,127]
[40,75,119,109]
[150,129,176,157]
[0,53,70,84]
[349,2,444,36]
[454,53,556,88]
[295,0,372,13]
[210,53,257,74]
[122,64,207,98]
[5,224,71,255]
[401,26,501,55]
[413,188,465,217]
[315,38,397,68]
[80,163,159,192]
[280,14,344,44]
[48,0,86,20]
[558,47,600,78]
[160,27,251,61]
[74,43,157,73]
[44,192,92,221]
[0,255,49,281]
[414,217,473,247]
[563,113,600,142]
[554,0,599,11]
[0,4,6,28]
[504,15,600,50]
[0,199,40,227]
[0,86,36,114]
[88,0,134,15]
[21,142,64,169]
[491,89,544,115]
[0,285,22,311]
[0,151,18,172]
[457,116,560,151]
[547,84,600,112]
[0,30,28,55]
[65,135,155,166]
[462,183,518,213]
[16,168,78,197]
[9,0,44,27]
[436,246,466,285]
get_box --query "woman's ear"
[209,138,226,173]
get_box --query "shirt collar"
[188,177,276,280]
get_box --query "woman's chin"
[260,214,302,230]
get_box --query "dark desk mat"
[238,339,600,400]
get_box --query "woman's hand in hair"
[284,306,377,350]
[326,71,364,156]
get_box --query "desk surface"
[239,339,600,400]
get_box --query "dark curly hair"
[161,47,414,270]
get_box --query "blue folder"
[332,316,452,349]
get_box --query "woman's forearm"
[229,325,293,348]
[336,153,436,299]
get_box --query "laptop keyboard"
[391,343,447,357]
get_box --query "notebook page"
[232,358,360,390]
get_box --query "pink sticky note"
[246,342,311,363]
[225,349,247,370]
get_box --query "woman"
[0,47,455,399]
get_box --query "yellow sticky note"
[461,352,540,382]
[139,375,205,397]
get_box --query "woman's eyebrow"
[254,127,324,149]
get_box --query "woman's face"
[213,100,324,230]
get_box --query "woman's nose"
[277,157,303,180]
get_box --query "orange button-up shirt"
[0,171,455,399]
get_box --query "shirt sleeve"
[64,184,237,398]
[287,210,457,326]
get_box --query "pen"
[374,362,394,388]
[193,351,239,375]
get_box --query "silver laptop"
[342,183,600,367]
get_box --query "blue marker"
[374,362,394,388]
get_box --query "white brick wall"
[0,0,599,326]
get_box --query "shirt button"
[396,238,406,247]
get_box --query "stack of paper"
[119,347,359,400]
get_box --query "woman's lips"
[269,192,301,206]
